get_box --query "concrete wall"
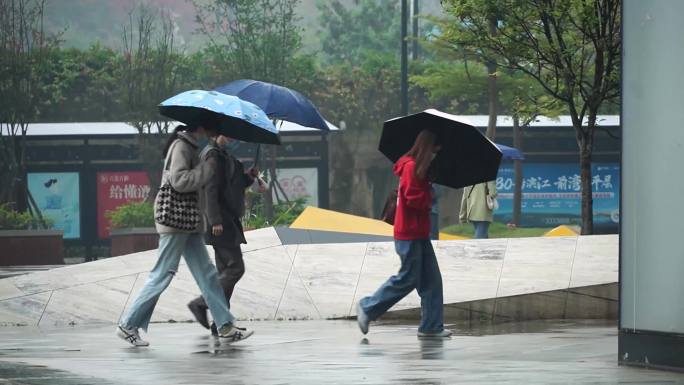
[620,0,684,370]
[0,229,618,327]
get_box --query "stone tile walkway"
[0,230,619,327]
[1,320,682,384]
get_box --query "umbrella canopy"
[379,109,502,189]
[214,79,329,131]
[496,143,525,160]
[159,90,280,145]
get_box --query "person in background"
[188,133,266,336]
[117,124,253,347]
[356,130,452,339]
[459,181,497,239]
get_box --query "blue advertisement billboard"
[27,172,81,239]
[494,163,620,232]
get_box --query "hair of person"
[162,124,198,157]
[405,129,437,181]
[202,116,221,138]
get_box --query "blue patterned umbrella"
[159,90,280,145]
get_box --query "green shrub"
[441,222,551,238]
[244,196,307,230]
[0,204,53,230]
[106,201,155,229]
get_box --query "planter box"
[0,230,64,266]
[110,227,159,257]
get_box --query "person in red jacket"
[357,130,452,338]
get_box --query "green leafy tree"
[36,44,125,122]
[317,0,401,64]
[194,0,310,220]
[313,54,406,216]
[119,5,195,200]
[413,38,563,225]
[0,0,62,206]
[315,1,440,217]
[439,0,620,234]
[194,0,303,86]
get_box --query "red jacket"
[393,156,432,240]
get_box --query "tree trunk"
[579,144,593,235]
[485,16,498,140]
[328,134,354,213]
[512,116,523,226]
[577,111,597,235]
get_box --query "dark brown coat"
[201,143,254,247]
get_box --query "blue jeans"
[472,221,490,239]
[120,233,235,331]
[360,239,444,333]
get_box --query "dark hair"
[203,118,220,138]
[163,124,198,157]
[406,130,438,181]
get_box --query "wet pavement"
[0,320,683,384]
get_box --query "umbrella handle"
[253,144,261,168]
[252,118,278,168]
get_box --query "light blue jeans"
[472,221,490,239]
[120,233,234,331]
[360,239,444,333]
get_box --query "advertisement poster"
[275,168,319,206]
[96,171,151,238]
[494,163,620,232]
[27,172,81,239]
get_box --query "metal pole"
[412,0,419,60]
[401,0,409,115]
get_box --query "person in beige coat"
[117,124,253,347]
[460,181,497,239]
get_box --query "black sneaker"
[210,322,218,337]
[188,302,210,329]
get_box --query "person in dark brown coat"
[188,133,265,335]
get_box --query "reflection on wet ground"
[0,320,682,384]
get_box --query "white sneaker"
[417,329,453,339]
[117,325,150,347]
[218,324,254,344]
[356,302,370,335]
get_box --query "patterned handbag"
[154,140,201,231]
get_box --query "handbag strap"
[467,185,476,200]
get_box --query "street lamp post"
[401,0,409,116]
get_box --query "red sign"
[96,171,151,238]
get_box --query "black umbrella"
[379,109,502,189]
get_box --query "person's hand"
[212,224,223,236]
[257,178,267,193]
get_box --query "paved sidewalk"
[0,320,682,384]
